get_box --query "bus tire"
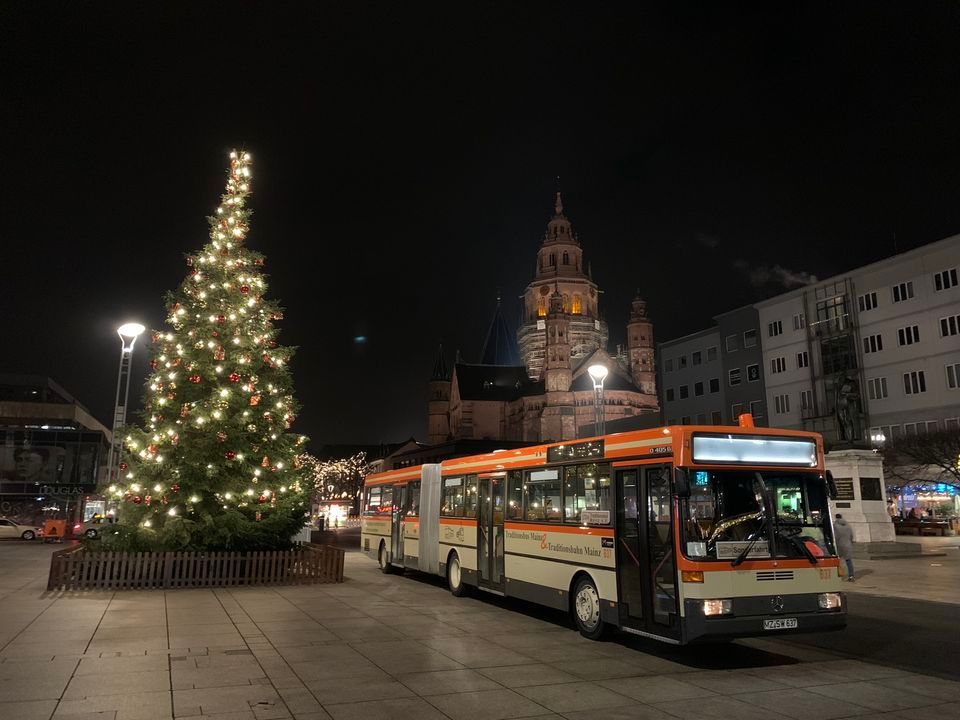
[572,575,609,640]
[378,542,393,574]
[447,552,469,597]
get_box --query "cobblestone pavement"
[1,541,957,720]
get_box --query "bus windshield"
[682,470,835,561]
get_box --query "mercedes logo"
[771,595,784,613]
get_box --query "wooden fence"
[47,543,344,591]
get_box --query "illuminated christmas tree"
[108,150,309,550]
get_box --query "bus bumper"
[682,596,847,643]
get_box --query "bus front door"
[616,466,681,640]
[478,475,505,591]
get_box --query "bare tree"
[881,430,960,488]
[299,452,369,510]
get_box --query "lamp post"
[109,322,146,486]
[587,364,608,437]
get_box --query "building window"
[696,413,706,425]
[934,267,958,291]
[562,251,569,265]
[800,389,813,410]
[549,253,556,266]
[711,410,722,424]
[897,325,920,346]
[793,313,806,330]
[749,400,763,419]
[707,346,718,361]
[796,351,809,369]
[771,356,786,374]
[681,416,691,425]
[903,421,938,436]
[709,377,720,393]
[867,377,888,400]
[678,355,688,369]
[665,388,675,402]
[664,358,673,372]
[571,294,582,314]
[947,363,960,390]
[731,402,744,420]
[892,281,914,303]
[768,320,783,337]
[857,292,878,312]
[903,370,927,395]
[939,315,959,337]
[747,364,760,382]
[694,381,704,397]
[728,368,742,387]
[945,417,960,431]
[726,334,739,352]
[774,394,790,414]
[679,385,689,400]
[692,351,702,366]
[863,334,883,354]
[743,329,757,348]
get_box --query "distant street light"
[588,363,609,436]
[109,322,146,485]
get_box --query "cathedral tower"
[539,286,576,441]
[426,345,451,444]
[517,193,608,380]
[626,293,656,396]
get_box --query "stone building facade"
[427,194,659,444]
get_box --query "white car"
[75,516,116,538]
[0,518,42,540]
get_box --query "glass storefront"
[0,428,108,527]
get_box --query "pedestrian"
[834,514,855,582]
[886,499,898,519]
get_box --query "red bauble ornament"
[225,450,237,460]
[144,495,152,506]
[147,444,158,455]
[161,495,168,505]
[214,346,225,361]
[132,495,142,504]
[216,314,226,325]
[261,456,270,467]
[240,285,250,294]
[150,359,158,370]
[258,494,267,504]
[171,484,180,493]
[250,394,261,406]
[189,374,201,384]
[119,462,128,471]
[180,404,190,418]
[172,357,181,366]
[229,372,240,383]
[254,258,264,266]
[217,431,227,443]
[211,330,219,337]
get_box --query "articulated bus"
[360,421,847,644]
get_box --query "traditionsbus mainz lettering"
[360,424,846,645]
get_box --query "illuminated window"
[537,298,547,317]
[571,294,582,314]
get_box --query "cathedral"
[427,193,659,444]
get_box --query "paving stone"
[515,681,634,713]
[302,675,412,705]
[0,699,58,720]
[652,695,795,719]
[54,690,173,720]
[476,664,580,688]
[424,688,552,720]
[64,670,172,698]
[806,681,946,712]
[734,687,875,719]
[397,668,501,695]
[324,697,451,720]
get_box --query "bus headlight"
[702,599,732,616]
[818,592,842,610]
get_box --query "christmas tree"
[107,150,309,551]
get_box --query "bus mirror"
[825,470,838,500]
[674,468,691,497]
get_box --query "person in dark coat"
[834,514,855,581]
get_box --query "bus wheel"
[378,542,393,574]
[447,553,468,597]
[572,576,608,640]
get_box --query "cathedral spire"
[431,344,449,381]
[555,191,563,215]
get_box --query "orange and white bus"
[361,421,846,644]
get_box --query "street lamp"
[587,363,608,437]
[109,322,146,485]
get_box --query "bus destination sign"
[547,440,604,463]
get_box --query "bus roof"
[364,424,824,486]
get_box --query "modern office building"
[0,374,112,527]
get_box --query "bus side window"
[464,475,478,518]
[525,469,561,522]
[442,477,464,517]
[507,470,523,520]
[363,486,382,516]
[408,481,421,516]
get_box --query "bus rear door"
[477,474,505,592]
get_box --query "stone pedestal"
[825,449,896,543]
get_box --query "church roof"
[479,296,520,366]
[454,363,543,401]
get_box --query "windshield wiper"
[778,527,818,564]
[732,519,766,567]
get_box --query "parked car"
[0,518,43,540]
[74,516,116,539]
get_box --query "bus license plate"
[763,618,798,631]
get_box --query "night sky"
[3,4,959,445]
